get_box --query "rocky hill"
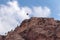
[0,17,60,40]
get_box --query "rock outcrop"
[0,17,60,40]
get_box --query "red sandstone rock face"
[0,35,3,40]
[0,35,5,40]
[0,17,60,40]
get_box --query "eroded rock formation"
[0,17,60,40]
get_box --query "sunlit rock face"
[0,17,60,40]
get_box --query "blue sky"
[0,0,60,19]
[0,0,60,35]
[18,0,60,20]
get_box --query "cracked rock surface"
[0,17,60,40]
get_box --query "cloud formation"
[0,0,51,35]
[33,6,51,17]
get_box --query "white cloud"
[32,6,51,17]
[0,0,51,35]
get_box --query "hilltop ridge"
[0,17,60,40]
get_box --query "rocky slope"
[0,17,60,40]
